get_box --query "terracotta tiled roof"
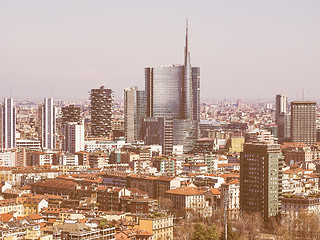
[21,185,31,190]
[28,214,43,220]
[166,187,205,196]
[32,179,77,189]
[210,188,221,195]
[0,213,13,222]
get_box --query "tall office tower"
[145,21,200,154]
[240,142,283,220]
[290,101,316,145]
[90,86,113,139]
[39,98,56,150]
[236,99,242,109]
[1,98,16,149]
[275,94,289,139]
[277,112,291,140]
[275,94,287,123]
[62,121,85,153]
[124,87,146,143]
[61,105,81,124]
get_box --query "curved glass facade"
[146,65,184,119]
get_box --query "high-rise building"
[62,121,85,153]
[275,94,290,140]
[144,21,200,154]
[90,86,113,139]
[61,105,81,124]
[240,142,283,220]
[277,112,291,140]
[1,98,16,149]
[290,101,316,145]
[275,94,287,123]
[39,98,56,150]
[236,99,242,109]
[60,105,84,153]
[124,87,146,143]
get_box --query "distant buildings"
[290,101,316,145]
[240,142,283,219]
[144,22,200,154]
[1,98,16,149]
[124,87,146,143]
[39,98,56,150]
[90,86,113,139]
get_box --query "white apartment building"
[62,121,85,153]
[0,150,16,167]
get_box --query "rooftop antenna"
[184,18,189,65]
[302,88,304,101]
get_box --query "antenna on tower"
[184,18,189,65]
[302,88,304,101]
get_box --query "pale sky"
[1,0,320,101]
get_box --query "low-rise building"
[46,223,115,240]
[282,196,320,215]
[31,179,77,198]
[23,197,48,216]
[0,198,24,216]
[136,215,174,240]
[165,187,212,218]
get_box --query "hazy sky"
[1,0,320,101]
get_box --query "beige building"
[291,101,316,145]
[165,187,212,218]
[136,215,174,240]
[226,137,245,153]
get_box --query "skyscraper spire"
[184,18,189,65]
[183,18,192,119]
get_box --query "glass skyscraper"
[145,21,200,154]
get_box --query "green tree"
[193,223,219,240]
[220,224,239,240]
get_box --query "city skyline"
[1,1,320,100]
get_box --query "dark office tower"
[277,113,291,141]
[39,98,56,150]
[90,86,113,139]
[240,142,283,220]
[1,98,16,149]
[275,94,289,139]
[192,67,200,121]
[145,21,200,154]
[124,87,146,143]
[290,101,316,145]
[61,105,81,124]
